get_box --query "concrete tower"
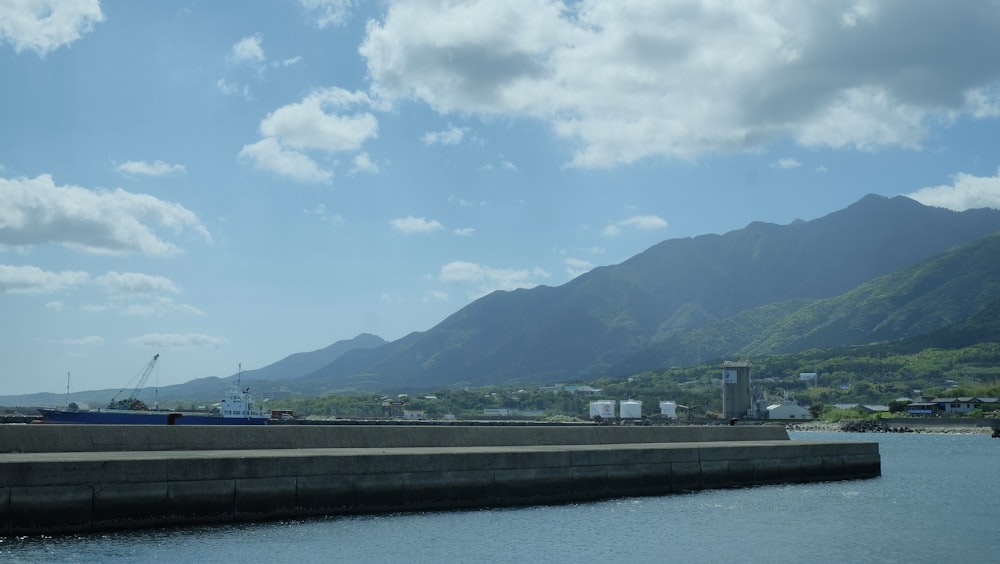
[722,360,753,419]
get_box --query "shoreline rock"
[787,420,997,435]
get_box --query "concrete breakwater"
[0,424,880,536]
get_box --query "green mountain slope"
[748,232,1000,354]
[301,195,1000,392]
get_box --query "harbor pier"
[0,424,880,535]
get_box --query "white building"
[765,403,813,420]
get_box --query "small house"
[765,403,813,420]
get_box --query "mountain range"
[5,194,1000,407]
[288,194,1000,393]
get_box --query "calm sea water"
[3,432,998,564]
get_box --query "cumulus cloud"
[906,168,1000,211]
[239,138,333,183]
[241,88,377,182]
[391,216,443,234]
[71,270,201,318]
[116,160,186,177]
[603,215,668,236]
[95,271,179,295]
[115,296,204,318]
[360,1,1000,167]
[300,0,356,28]
[422,125,469,146]
[0,0,103,56]
[439,260,550,298]
[260,88,378,152]
[229,34,265,66]
[128,333,227,349]
[220,34,295,99]
[0,174,211,255]
[350,152,379,174]
[0,265,89,294]
[966,85,1000,118]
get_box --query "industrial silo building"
[722,360,754,420]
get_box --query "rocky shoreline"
[787,420,998,435]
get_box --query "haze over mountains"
[5,194,1000,407]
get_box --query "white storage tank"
[620,400,642,419]
[589,400,616,419]
[659,401,677,419]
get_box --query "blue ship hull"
[38,408,268,425]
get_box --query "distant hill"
[0,334,386,408]
[235,333,386,382]
[294,194,1000,392]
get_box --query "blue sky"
[2,0,1000,396]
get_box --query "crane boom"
[108,354,160,410]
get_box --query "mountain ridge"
[297,194,1000,392]
[5,194,1000,406]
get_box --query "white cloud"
[905,168,1000,211]
[564,257,593,279]
[422,125,469,146]
[0,264,89,294]
[771,158,801,169]
[0,174,211,255]
[242,88,378,182]
[447,195,488,207]
[128,333,227,349]
[0,0,103,56]
[238,138,333,183]
[391,216,443,234]
[95,271,179,295]
[259,88,378,153]
[217,78,252,100]
[116,160,186,177]
[481,155,518,172]
[45,300,64,311]
[275,55,302,68]
[966,85,1000,118]
[603,215,668,236]
[89,271,201,318]
[56,335,104,346]
[795,87,927,150]
[115,296,204,318]
[304,203,344,225]
[423,289,448,302]
[360,1,1000,167]
[220,35,272,100]
[350,152,379,174]
[300,0,356,28]
[439,260,550,298]
[454,227,476,237]
[230,34,265,66]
